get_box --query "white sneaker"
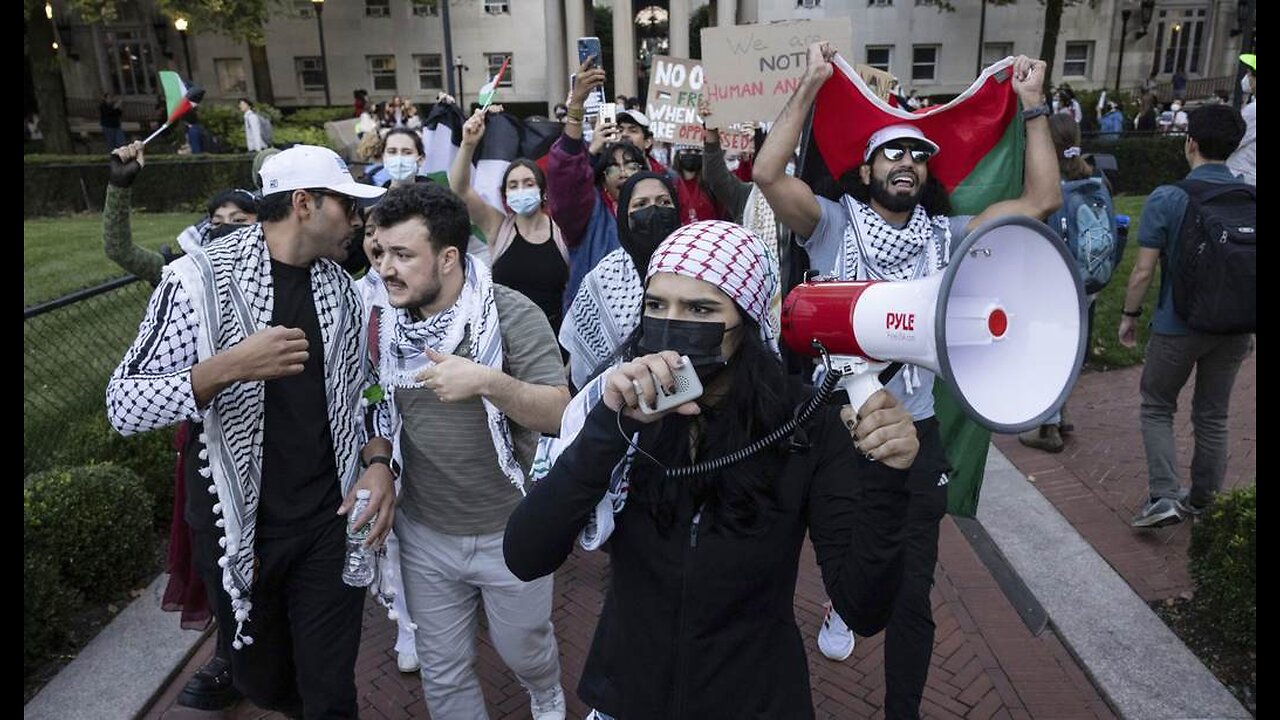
[817,604,856,661]
[529,684,566,720]
[396,651,420,674]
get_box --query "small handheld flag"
[143,71,206,145]
[477,56,510,110]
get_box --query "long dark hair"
[838,166,953,217]
[599,312,792,536]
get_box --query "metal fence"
[24,276,154,432]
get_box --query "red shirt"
[674,174,723,224]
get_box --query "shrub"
[1188,484,1256,649]
[24,463,156,601]
[23,154,255,216]
[285,106,356,125]
[1082,134,1187,195]
[23,541,81,674]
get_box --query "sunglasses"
[880,145,934,164]
[309,190,358,217]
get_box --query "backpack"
[1048,178,1119,295]
[1171,180,1256,334]
[257,113,274,147]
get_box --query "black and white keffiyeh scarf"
[559,248,645,390]
[166,226,365,650]
[380,258,525,494]
[839,195,951,282]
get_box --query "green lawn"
[24,212,193,307]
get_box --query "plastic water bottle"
[342,489,375,587]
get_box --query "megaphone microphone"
[781,216,1086,433]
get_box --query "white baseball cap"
[863,124,941,163]
[258,145,386,203]
[616,109,651,128]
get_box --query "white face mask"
[1241,74,1253,94]
[1171,103,1183,113]
[384,154,419,182]
[506,187,542,216]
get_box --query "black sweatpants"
[883,418,950,720]
[195,515,365,719]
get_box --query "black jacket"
[504,399,910,719]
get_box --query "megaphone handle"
[837,370,885,416]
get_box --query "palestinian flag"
[477,56,510,109]
[801,55,1026,518]
[158,70,205,125]
[419,101,563,238]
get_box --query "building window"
[368,55,397,92]
[214,58,248,95]
[485,53,513,87]
[869,0,894,6]
[911,45,938,81]
[1063,41,1093,78]
[415,54,443,91]
[1152,8,1208,76]
[295,56,326,94]
[915,0,938,5]
[365,0,391,18]
[865,46,893,72]
[483,0,510,14]
[796,0,821,7]
[292,0,314,18]
[411,0,439,17]
[105,31,159,96]
[982,42,1013,68]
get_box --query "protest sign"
[700,17,854,123]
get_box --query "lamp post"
[174,17,193,81]
[1114,9,1131,92]
[455,56,468,104]
[311,0,331,106]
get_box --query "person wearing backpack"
[1020,113,1123,452]
[1118,104,1255,529]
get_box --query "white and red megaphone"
[781,216,1086,433]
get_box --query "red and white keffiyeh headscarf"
[645,220,779,352]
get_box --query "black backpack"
[1172,180,1256,334]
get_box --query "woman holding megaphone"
[504,220,919,718]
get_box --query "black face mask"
[637,316,736,381]
[626,205,680,271]
[675,154,702,172]
[207,222,250,241]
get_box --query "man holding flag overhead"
[755,42,1060,720]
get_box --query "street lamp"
[1114,8,1131,92]
[1134,0,1155,40]
[455,56,469,104]
[311,0,332,106]
[174,17,193,81]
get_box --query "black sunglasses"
[880,145,934,164]
[308,189,358,217]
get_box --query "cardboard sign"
[700,17,854,123]
[645,56,706,145]
[855,64,896,102]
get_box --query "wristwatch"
[1121,307,1143,318]
[1021,103,1052,122]
[360,454,396,475]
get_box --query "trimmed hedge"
[1082,134,1187,196]
[23,543,81,674]
[24,463,155,602]
[24,154,256,217]
[1188,484,1256,650]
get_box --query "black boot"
[176,655,241,710]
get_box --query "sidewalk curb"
[24,574,207,720]
[977,444,1249,719]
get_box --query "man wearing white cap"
[108,145,390,718]
[755,44,1061,720]
[616,108,670,175]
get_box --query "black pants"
[195,516,365,719]
[884,418,950,720]
[193,529,236,662]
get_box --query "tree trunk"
[27,11,73,153]
[1038,0,1064,95]
[248,41,274,105]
